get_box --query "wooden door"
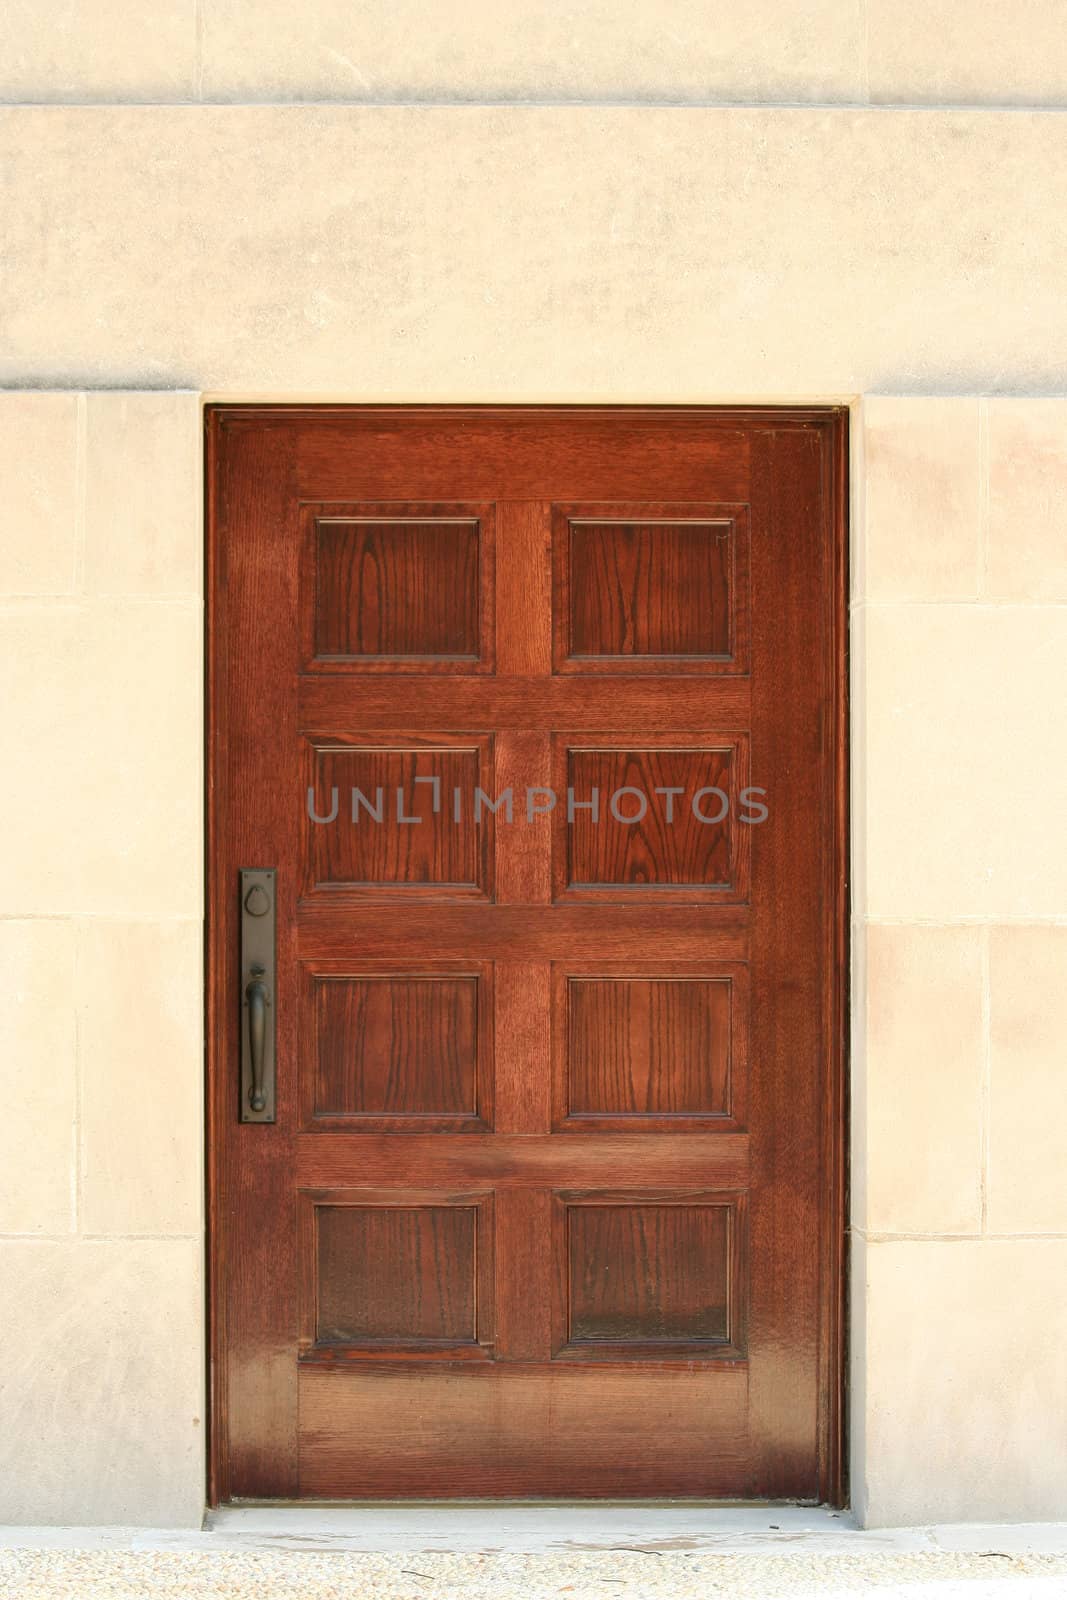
[207,406,847,1502]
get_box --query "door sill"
[6,1513,1067,1554]
[203,1504,869,1552]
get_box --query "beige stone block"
[848,1231,870,1524]
[0,920,76,1235]
[0,1239,204,1526]
[868,0,1067,107]
[0,393,77,596]
[862,1239,1067,1524]
[849,920,868,1221]
[0,0,196,103]
[849,603,868,918]
[865,604,1067,918]
[0,600,201,917]
[862,924,982,1235]
[4,110,1067,396]
[199,0,864,104]
[989,925,1067,1234]
[986,400,1067,601]
[84,393,201,598]
[863,397,980,601]
[78,920,202,1237]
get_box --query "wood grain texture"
[300,501,495,673]
[296,958,494,1136]
[493,731,553,906]
[310,974,480,1121]
[743,421,847,1502]
[566,977,731,1118]
[296,902,751,963]
[208,412,302,1500]
[826,410,851,1508]
[301,674,753,731]
[552,961,749,1134]
[565,1202,731,1344]
[553,505,751,677]
[293,1132,751,1191]
[284,409,755,502]
[208,405,848,1505]
[298,1363,749,1497]
[304,736,493,897]
[495,502,551,675]
[314,1204,477,1346]
[493,962,551,1134]
[555,738,750,901]
[315,519,479,659]
[298,1188,495,1361]
[569,520,730,657]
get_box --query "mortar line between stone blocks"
[13,96,1067,111]
[857,598,1067,610]
[980,924,991,1234]
[857,1228,1067,1242]
[0,1232,202,1243]
[73,393,86,595]
[861,913,1067,927]
[0,913,203,925]
[0,593,203,609]
[80,1233,204,1243]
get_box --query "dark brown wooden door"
[208,406,847,1502]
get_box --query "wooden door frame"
[203,403,849,1509]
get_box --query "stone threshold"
[2,1507,1067,1554]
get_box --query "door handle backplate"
[240,868,276,1123]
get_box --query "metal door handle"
[240,868,276,1122]
[245,965,269,1112]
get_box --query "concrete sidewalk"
[3,1547,1067,1599]
[3,1511,1067,1599]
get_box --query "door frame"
[203,403,849,1508]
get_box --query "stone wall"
[2,5,1066,1527]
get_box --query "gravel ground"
[3,1550,1067,1600]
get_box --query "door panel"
[552,501,750,673]
[551,735,750,900]
[303,734,496,898]
[299,961,494,1133]
[300,501,495,671]
[207,405,847,1503]
[552,962,748,1133]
